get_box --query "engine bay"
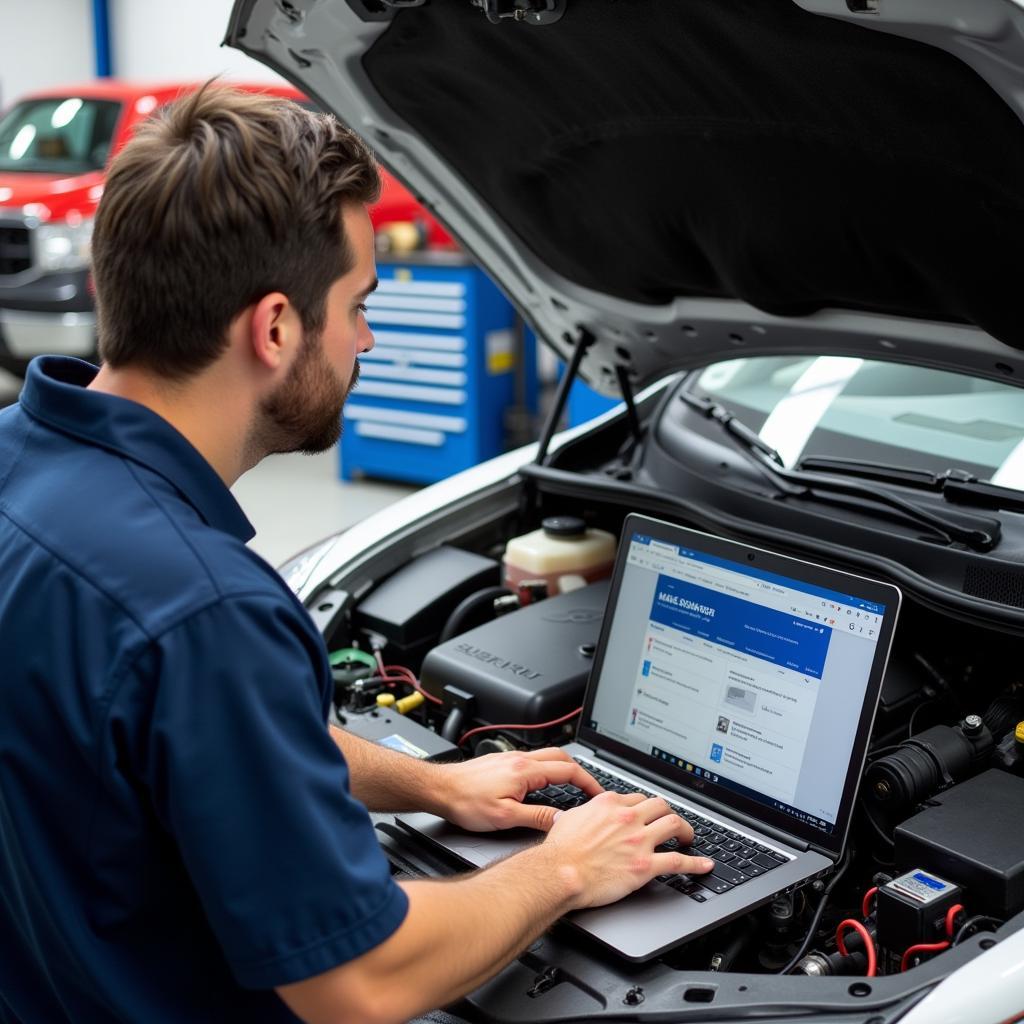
[321,498,1023,1013]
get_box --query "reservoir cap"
[542,515,587,538]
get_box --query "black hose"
[439,586,513,643]
[440,706,467,744]
[710,917,757,972]
[778,850,853,975]
[907,699,937,738]
[952,914,1002,946]
[983,691,1024,739]
[862,803,896,855]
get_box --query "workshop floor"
[0,369,415,569]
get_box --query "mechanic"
[0,86,712,1024]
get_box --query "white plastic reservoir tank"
[503,516,616,594]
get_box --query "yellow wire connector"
[395,692,425,715]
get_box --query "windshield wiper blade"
[680,393,997,551]
[798,456,943,489]
[800,456,1024,515]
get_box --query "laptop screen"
[580,516,899,853]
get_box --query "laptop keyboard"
[523,758,789,902]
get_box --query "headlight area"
[34,216,94,273]
[320,486,1024,1011]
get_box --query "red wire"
[458,707,583,747]
[371,651,443,705]
[901,941,950,972]
[945,904,965,939]
[836,919,877,977]
[862,886,879,920]
[390,671,442,706]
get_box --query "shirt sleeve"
[129,592,409,989]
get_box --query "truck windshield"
[0,98,122,174]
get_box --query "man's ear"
[249,292,299,371]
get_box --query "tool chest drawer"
[341,260,518,485]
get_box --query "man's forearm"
[277,840,580,1024]
[329,723,451,816]
[382,846,578,1020]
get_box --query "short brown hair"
[92,84,380,378]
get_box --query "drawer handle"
[355,422,446,447]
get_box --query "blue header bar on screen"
[650,574,833,678]
[631,534,886,614]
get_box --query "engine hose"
[439,586,513,643]
[710,917,758,972]
[778,850,853,975]
[440,706,468,743]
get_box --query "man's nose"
[359,321,375,355]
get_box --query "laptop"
[398,514,901,961]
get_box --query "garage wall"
[0,1,94,109]
[110,0,286,85]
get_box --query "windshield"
[694,356,1024,492]
[0,98,122,174]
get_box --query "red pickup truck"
[0,79,451,377]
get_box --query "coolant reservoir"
[503,516,616,594]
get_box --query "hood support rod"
[614,363,642,450]
[535,327,594,465]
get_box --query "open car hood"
[225,0,1024,394]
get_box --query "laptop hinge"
[593,747,812,853]
[808,839,837,859]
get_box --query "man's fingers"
[501,800,560,832]
[559,762,603,797]
[675,852,715,875]
[523,746,573,763]
[521,749,603,796]
[614,792,647,807]
[633,796,674,824]
[645,811,695,847]
[651,851,715,876]
[521,760,604,797]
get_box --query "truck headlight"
[35,218,94,272]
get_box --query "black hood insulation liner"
[364,0,1024,350]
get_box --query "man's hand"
[278,761,714,1024]
[543,791,714,909]
[434,747,604,832]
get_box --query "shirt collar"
[19,356,255,543]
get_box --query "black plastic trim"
[0,270,92,313]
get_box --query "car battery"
[334,704,459,762]
[876,869,962,972]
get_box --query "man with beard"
[0,87,710,1024]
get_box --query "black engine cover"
[420,581,609,725]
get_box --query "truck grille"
[0,221,32,276]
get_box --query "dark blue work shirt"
[0,357,408,1023]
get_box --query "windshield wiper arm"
[680,393,997,551]
[799,456,1024,515]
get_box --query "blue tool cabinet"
[340,258,519,485]
[568,379,622,427]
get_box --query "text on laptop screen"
[588,533,887,836]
